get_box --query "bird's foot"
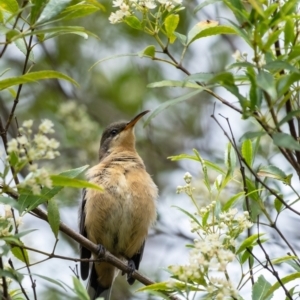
[96,244,105,258]
[126,259,136,285]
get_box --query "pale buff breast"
[84,157,157,258]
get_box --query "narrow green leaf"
[144,89,203,127]
[252,275,272,300]
[47,198,60,238]
[278,110,300,127]
[30,0,48,24]
[14,39,34,62]
[124,15,142,30]
[222,192,245,211]
[50,175,103,191]
[242,139,253,166]
[193,0,222,13]
[272,255,298,265]
[18,165,89,213]
[0,70,79,90]
[185,72,215,83]
[236,233,265,254]
[224,143,236,176]
[274,196,283,213]
[273,132,300,151]
[173,32,186,45]
[168,153,198,161]
[173,206,201,226]
[239,131,266,141]
[277,73,300,97]
[0,196,21,211]
[148,80,201,89]
[57,3,102,21]
[264,273,300,299]
[36,0,72,25]
[164,14,179,43]
[73,277,90,300]
[264,61,299,74]
[0,0,19,14]
[257,165,289,183]
[187,22,236,45]
[11,244,29,264]
[138,45,155,58]
[256,71,277,100]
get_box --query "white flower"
[145,0,156,9]
[232,50,242,61]
[183,172,192,184]
[17,135,28,146]
[39,119,54,134]
[7,139,18,153]
[113,0,124,7]
[23,120,33,128]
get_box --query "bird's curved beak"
[124,110,150,130]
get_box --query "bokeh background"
[1,0,299,299]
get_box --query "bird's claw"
[127,259,136,285]
[96,244,105,258]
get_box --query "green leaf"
[185,72,215,83]
[36,0,72,25]
[252,275,272,300]
[193,0,222,13]
[0,0,19,14]
[242,139,253,166]
[47,198,60,238]
[272,255,298,265]
[274,196,283,213]
[273,132,300,151]
[256,71,277,100]
[144,89,203,127]
[124,15,142,30]
[148,80,201,89]
[236,233,265,254]
[50,175,103,191]
[173,206,201,226]
[30,0,48,24]
[0,195,21,211]
[187,22,236,45]
[264,273,300,299]
[257,165,290,183]
[224,143,236,176]
[239,131,266,141]
[164,14,179,43]
[222,192,245,212]
[168,153,198,161]
[174,32,186,45]
[73,277,90,300]
[12,26,96,40]
[18,165,89,213]
[264,61,299,74]
[57,3,102,21]
[11,244,29,264]
[283,18,295,46]
[0,70,79,90]
[278,110,300,127]
[277,73,300,97]
[14,39,34,62]
[138,45,155,58]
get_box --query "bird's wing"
[127,240,145,285]
[79,188,91,280]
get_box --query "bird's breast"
[84,156,157,258]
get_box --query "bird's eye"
[110,129,118,136]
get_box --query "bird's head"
[98,110,149,160]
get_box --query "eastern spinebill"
[79,111,158,300]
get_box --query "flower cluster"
[7,119,59,162]
[176,172,194,195]
[0,205,22,237]
[169,171,253,299]
[5,119,59,195]
[109,0,183,24]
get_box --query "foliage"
[0,0,300,299]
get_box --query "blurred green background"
[0,0,243,299]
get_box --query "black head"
[98,111,149,161]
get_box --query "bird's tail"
[87,263,114,300]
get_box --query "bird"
[79,110,158,300]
